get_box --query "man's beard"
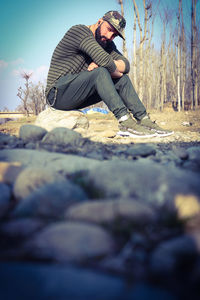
[95,24,108,49]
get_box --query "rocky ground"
[0,108,200,300]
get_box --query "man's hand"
[88,62,99,71]
[110,69,123,78]
[114,60,126,73]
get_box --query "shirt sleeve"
[108,42,130,74]
[79,35,117,73]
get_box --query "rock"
[0,218,44,239]
[175,194,200,220]
[12,181,87,218]
[187,146,200,161]
[41,127,83,147]
[0,262,126,300]
[150,235,199,275]
[0,149,101,175]
[25,221,115,262]
[0,162,24,184]
[182,146,200,172]
[66,199,155,225]
[19,124,47,142]
[84,159,200,208]
[0,183,11,218]
[35,107,89,132]
[0,132,19,148]
[126,144,157,158]
[66,200,116,224]
[13,167,65,200]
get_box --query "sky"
[0,0,199,111]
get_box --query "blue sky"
[0,0,198,110]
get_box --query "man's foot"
[118,115,156,138]
[138,115,174,137]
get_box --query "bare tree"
[118,0,128,58]
[180,0,187,110]
[191,0,198,109]
[17,72,46,115]
[177,0,181,112]
[17,72,32,116]
[29,82,46,115]
[132,6,137,90]
[132,0,151,100]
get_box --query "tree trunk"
[132,0,148,101]
[118,0,128,58]
[177,0,181,112]
[132,7,137,90]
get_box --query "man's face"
[95,21,118,48]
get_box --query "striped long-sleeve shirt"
[45,24,130,96]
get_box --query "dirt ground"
[84,109,200,146]
[0,109,200,148]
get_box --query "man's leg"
[51,68,128,119]
[113,75,173,136]
[48,68,156,137]
[113,75,147,121]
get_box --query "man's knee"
[92,67,110,80]
[119,74,130,84]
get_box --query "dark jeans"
[47,67,146,120]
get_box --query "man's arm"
[88,60,125,78]
[114,59,126,73]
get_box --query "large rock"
[25,221,115,262]
[12,181,87,218]
[41,127,83,147]
[0,218,44,239]
[0,162,23,184]
[0,262,126,300]
[150,234,199,275]
[19,124,47,142]
[35,108,89,132]
[13,167,65,200]
[83,159,200,208]
[0,149,101,175]
[66,199,156,225]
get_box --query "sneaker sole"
[155,131,174,137]
[117,130,157,138]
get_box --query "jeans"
[47,67,146,120]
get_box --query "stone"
[0,162,24,184]
[19,124,47,142]
[187,146,200,161]
[13,167,65,200]
[0,218,44,239]
[41,127,83,147]
[126,144,157,158]
[83,159,200,208]
[35,107,89,132]
[66,199,155,225]
[0,149,101,175]
[12,181,87,218]
[25,221,115,262]
[0,183,11,218]
[0,262,126,300]
[175,194,200,220]
[150,235,199,275]
[0,132,19,147]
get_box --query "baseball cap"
[102,11,126,40]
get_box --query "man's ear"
[98,18,103,25]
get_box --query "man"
[45,11,173,138]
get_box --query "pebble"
[25,221,115,262]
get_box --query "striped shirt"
[45,25,130,96]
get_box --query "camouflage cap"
[102,11,126,40]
